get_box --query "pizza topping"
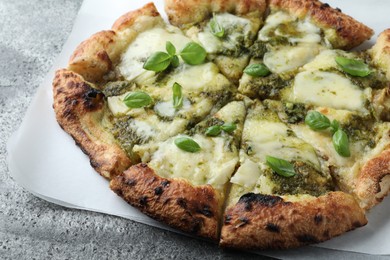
[205,123,237,136]
[332,129,351,157]
[209,14,225,38]
[265,155,296,177]
[143,51,174,72]
[335,56,372,77]
[243,63,270,77]
[174,136,201,153]
[305,111,351,157]
[172,82,183,109]
[289,71,367,112]
[179,42,207,65]
[123,91,153,108]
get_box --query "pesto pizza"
[52,0,390,250]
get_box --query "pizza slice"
[110,100,246,240]
[220,101,366,249]
[54,3,235,176]
[238,0,374,99]
[165,0,267,83]
[270,39,390,210]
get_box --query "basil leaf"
[166,41,176,56]
[221,123,236,133]
[205,125,222,136]
[266,155,296,178]
[171,55,180,68]
[180,42,207,65]
[243,64,270,77]
[143,52,172,72]
[305,111,331,131]
[330,119,340,134]
[210,15,224,38]
[332,129,350,157]
[335,56,371,77]
[172,82,183,109]
[123,91,152,108]
[174,136,201,153]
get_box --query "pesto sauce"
[283,102,307,124]
[111,116,151,159]
[342,115,376,146]
[247,74,289,99]
[268,161,335,197]
[102,81,132,97]
[249,41,268,59]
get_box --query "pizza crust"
[53,69,131,179]
[110,163,221,240]
[69,3,164,83]
[220,192,367,249]
[269,0,373,50]
[165,0,267,26]
[355,147,390,210]
[370,29,390,80]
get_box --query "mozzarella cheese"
[118,26,191,82]
[258,11,322,44]
[290,71,367,112]
[264,44,322,74]
[149,134,238,190]
[197,13,253,53]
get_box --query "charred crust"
[296,234,319,244]
[109,164,220,240]
[238,193,286,210]
[266,223,280,233]
[154,186,163,195]
[224,215,232,224]
[314,215,323,224]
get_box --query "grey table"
[0,0,389,259]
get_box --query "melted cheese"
[243,118,320,169]
[198,13,253,53]
[303,49,355,71]
[118,27,190,82]
[165,63,231,92]
[258,11,321,44]
[149,134,238,190]
[264,44,322,74]
[230,159,261,188]
[290,71,367,112]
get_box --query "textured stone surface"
[0,0,388,259]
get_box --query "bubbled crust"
[53,69,131,179]
[165,0,267,26]
[110,163,221,240]
[370,29,390,80]
[68,3,162,82]
[269,0,373,50]
[220,192,367,249]
[355,147,390,210]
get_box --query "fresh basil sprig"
[143,41,207,72]
[243,63,271,77]
[205,123,237,137]
[305,111,330,130]
[174,136,201,153]
[209,14,224,38]
[266,155,296,177]
[180,42,207,65]
[172,82,183,109]
[205,125,222,137]
[335,56,371,77]
[305,111,350,157]
[123,91,152,108]
[333,129,350,157]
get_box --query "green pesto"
[111,116,151,159]
[102,81,132,97]
[246,74,289,99]
[268,161,335,197]
[283,102,307,124]
[342,115,376,147]
[249,42,268,59]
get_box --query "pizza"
[52,0,390,250]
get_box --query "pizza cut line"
[52,0,390,250]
